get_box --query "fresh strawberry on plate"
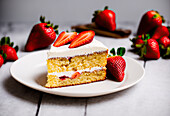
[25,16,59,51]
[92,6,116,31]
[69,30,95,48]
[107,47,126,82]
[53,31,77,47]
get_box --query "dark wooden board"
[71,23,131,38]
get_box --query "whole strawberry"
[0,45,18,61]
[0,55,3,67]
[25,16,59,52]
[130,34,150,49]
[159,36,170,58]
[0,36,19,61]
[137,10,165,35]
[141,38,160,59]
[107,47,126,82]
[92,6,116,31]
[159,36,170,48]
[152,26,169,40]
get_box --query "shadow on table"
[41,85,137,106]
[3,75,138,107]
[3,76,40,104]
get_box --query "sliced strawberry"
[53,31,77,47]
[71,72,81,79]
[69,30,95,48]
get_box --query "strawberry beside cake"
[45,30,108,88]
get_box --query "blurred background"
[0,0,170,26]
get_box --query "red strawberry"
[159,36,170,48]
[53,31,77,47]
[0,55,4,67]
[137,10,165,35]
[141,38,160,59]
[71,72,81,79]
[92,6,116,31]
[152,26,169,40]
[134,38,144,48]
[0,45,18,61]
[107,47,126,82]
[25,16,59,52]
[130,34,150,49]
[69,30,95,48]
[0,50,7,67]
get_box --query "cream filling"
[48,67,104,78]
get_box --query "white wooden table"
[0,22,170,116]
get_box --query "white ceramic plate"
[10,50,145,97]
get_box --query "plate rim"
[10,50,145,97]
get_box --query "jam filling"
[59,76,69,80]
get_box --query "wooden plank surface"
[0,22,170,116]
[0,23,40,116]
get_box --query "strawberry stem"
[40,16,59,34]
[153,14,159,19]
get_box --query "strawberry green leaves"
[109,47,126,57]
[110,48,116,56]
[117,47,126,56]
[25,16,59,52]
[40,16,59,34]
[0,36,19,53]
[0,50,7,61]
[0,36,19,67]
